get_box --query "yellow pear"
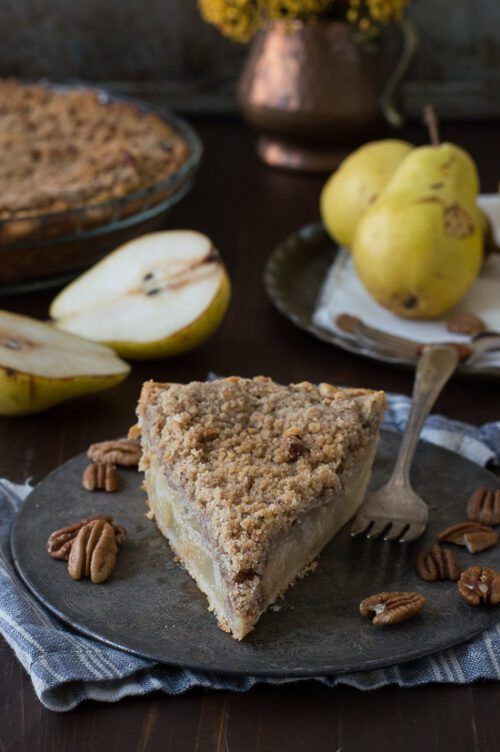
[352,143,483,319]
[475,205,499,254]
[320,139,413,249]
[373,142,480,203]
[50,231,231,360]
[0,310,129,416]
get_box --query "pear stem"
[423,104,440,146]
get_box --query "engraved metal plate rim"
[264,222,500,381]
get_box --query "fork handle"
[391,345,459,486]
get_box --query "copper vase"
[237,20,418,172]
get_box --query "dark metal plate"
[264,222,500,382]
[11,432,500,678]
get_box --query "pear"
[475,205,500,255]
[0,310,129,416]
[352,142,484,319]
[50,231,231,360]
[320,139,413,249]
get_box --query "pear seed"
[0,336,29,350]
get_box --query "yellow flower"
[368,0,408,22]
[262,0,332,21]
[198,0,260,42]
[198,0,411,41]
[348,0,410,27]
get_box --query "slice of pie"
[134,376,385,640]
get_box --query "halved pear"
[0,310,130,416]
[50,231,231,360]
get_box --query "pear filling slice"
[0,309,129,416]
[50,230,231,359]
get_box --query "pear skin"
[320,139,413,249]
[380,143,480,204]
[0,369,128,416]
[475,205,499,255]
[353,197,483,319]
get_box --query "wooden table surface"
[1,120,499,752]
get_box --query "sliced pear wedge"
[0,310,130,416]
[50,230,231,360]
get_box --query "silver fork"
[351,344,460,543]
[335,314,419,359]
[335,313,500,364]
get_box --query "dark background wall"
[0,0,499,117]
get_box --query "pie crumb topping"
[0,79,188,222]
[137,377,386,584]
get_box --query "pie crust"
[135,376,386,639]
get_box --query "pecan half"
[47,516,127,560]
[335,313,361,334]
[359,591,425,626]
[68,519,118,584]
[446,311,485,336]
[457,566,500,606]
[82,462,119,492]
[467,487,500,527]
[416,544,460,582]
[437,521,497,553]
[87,438,141,466]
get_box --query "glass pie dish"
[0,84,202,295]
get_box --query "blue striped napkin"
[1,392,499,712]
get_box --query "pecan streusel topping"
[0,80,188,222]
[137,377,386,583]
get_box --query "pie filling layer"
[144,434,378,640]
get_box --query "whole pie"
[135,376,386,640]
[0,79,189,240]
